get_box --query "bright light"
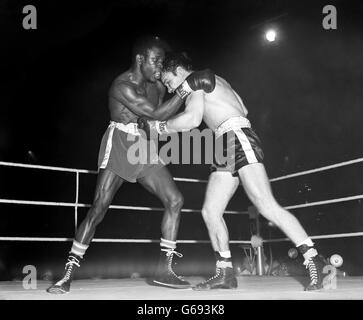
[265,29,277,42]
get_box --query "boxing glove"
[175,69,216,99]
[137,117,168,140]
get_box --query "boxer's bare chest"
[109,81,160,123]
[139,83,160,107]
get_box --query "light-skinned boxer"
[138,52,327,291]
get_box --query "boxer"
[138,52,326,291]
[47,37,215,294]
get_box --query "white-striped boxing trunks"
[211,116,264,176]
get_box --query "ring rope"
[270,157,363,182]
[0,236,251,244]
[284,194,363,210]
[2,157,363,183]
[2,192,363,212]
[1,159,363,244]
[0,161,207,183]
[264,231,363,243]
[0,199,248,215]
[0,161,95,174]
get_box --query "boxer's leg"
[137,166,190,288]
[47,169,124,294]
[76,169,124,244]
[200,172,239,252]
[194,172,239,290]
[138,166,183,241]
[238,163,326,291]
[238,163,307,244]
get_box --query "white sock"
[296,238,314,248]
[303,248,318,263]
[216,260,233,268]
[160,238,176,251]
[219,250,231,259]
[70,240,89,258]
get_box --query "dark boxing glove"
[175,69,216,99]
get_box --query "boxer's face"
[161,68,185,93]
[139,46,164,83]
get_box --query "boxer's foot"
[193,267,237,290]
[303,254,326,291]
[152,250,191,289]
[298,244,326,291]
[46,253,81,294]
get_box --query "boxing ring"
[1,158,363,300]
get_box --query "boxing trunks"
[98,121,165,182]
[211,116,264,176]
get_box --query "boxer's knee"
[254,197,285,226]
[248,187,276,214]
[201,207,210,221]
[164,191,184,214]
[201,207,219,226]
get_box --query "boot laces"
[162,249,184,280]
[304,257,318,285]
[64,256,80,281]
[201,267,222,285]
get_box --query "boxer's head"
[133,36,170,83]
[161,52,193,93]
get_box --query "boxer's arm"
[114,82,184,120]
[164,91,204,133]
[155,82,180,120]
[157,81,166,107]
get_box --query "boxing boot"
[46,253,81,294]
[152,249,191,289]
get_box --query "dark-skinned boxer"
[46,37,216,294]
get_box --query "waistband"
[215,116,251,138]
[109,121,140,136]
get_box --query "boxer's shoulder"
[109,74,141,99]
[112,72,136,88]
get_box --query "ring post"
[75,172,79,233]
[249,206,264,276]
[256,246,264,276]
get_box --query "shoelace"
[304,258,318,285]
[162,249,185,280]
[63,256,80,281]
[200,267,222,285]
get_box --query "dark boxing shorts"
[211,116,264,176]
[98,121,165,182]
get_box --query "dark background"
[0,0,363,280]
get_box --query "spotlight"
[265,29,277,42]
